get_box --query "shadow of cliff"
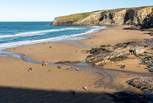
[0,86,152,103]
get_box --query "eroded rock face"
[75,11,102,25]
[142,13,153,28]
[53,6,153,28]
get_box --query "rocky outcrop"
[86,38,153,72]
[127,77,153,93]
[53,6,153,28]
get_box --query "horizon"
[0,0,153,21]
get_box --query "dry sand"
[82,26,151,46]
[0,57,98,92]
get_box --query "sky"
[0,0,153,21]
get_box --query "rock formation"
[86,38,153,72]
[127,77,153,93]
[53,6,153,28]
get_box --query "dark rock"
[139,53,153,72]
[127,78,153,92]
[119,64,126,69]
[141,13,153,29]
[57,65,62,69]
[89,47,112,55]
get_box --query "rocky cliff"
[53,6,153,28]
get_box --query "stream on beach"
[0,49,153,92]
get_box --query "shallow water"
[0,22,102,49]
[0,50,42,64]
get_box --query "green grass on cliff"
[54,12,92,23]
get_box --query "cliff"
[53,12,92,25]
[53,6,153,28]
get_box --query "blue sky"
[0,0,152,21]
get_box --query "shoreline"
[0,25,105,63]
[0,26,103,50]
[0,25,153,93]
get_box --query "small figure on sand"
[28,67,32,72]
[57,65,62,69]
[120,64,126,69]
[82,86,88,91]
[42,61,48,66]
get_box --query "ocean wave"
[0,27,86,39]
[0,26,105,50]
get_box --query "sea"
[0,22,102,50]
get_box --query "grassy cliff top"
[54,12,93,23]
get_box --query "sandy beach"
[82,26,151,46]
[0,26,153,102]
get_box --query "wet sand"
[9,42,88,63]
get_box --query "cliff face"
[53,6,153,28]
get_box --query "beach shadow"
[0,86,152,103]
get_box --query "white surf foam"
[0,27,85,38]
[0,26,105,50]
